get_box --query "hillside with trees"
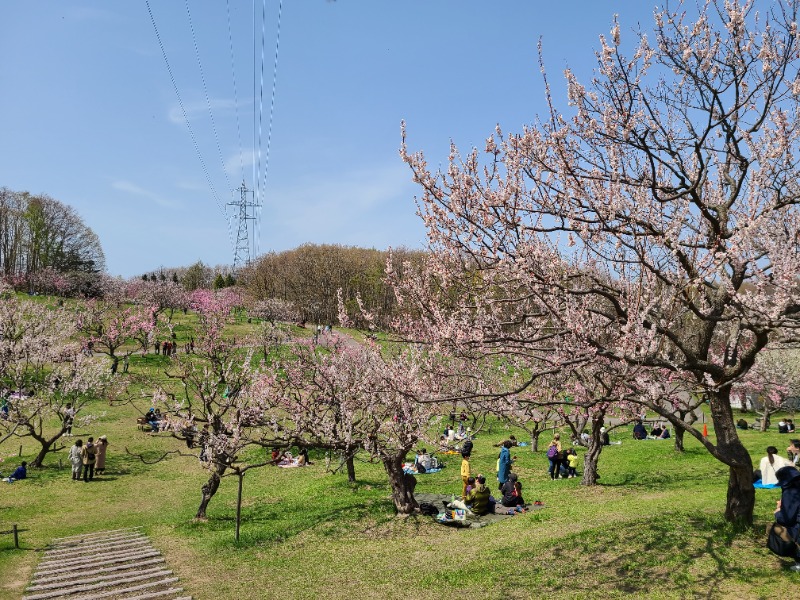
[0,187,105,294]
[240,243,425,326]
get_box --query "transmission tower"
[229,182,260,272]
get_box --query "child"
[461,452,471,498]
[567,448,579,478]
[513,480,525,506]
[464,476,476,496]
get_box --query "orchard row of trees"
[0,188,105,288]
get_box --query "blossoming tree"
[0,286,114,466]
[400,0,800,524]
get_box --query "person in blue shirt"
[11,462,26,480]
[633,421,648,440]
[497,440,512,488]
[3,461,27,481]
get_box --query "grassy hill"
[0,307,797,599]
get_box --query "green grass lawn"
[1,399,797,600]
[0,307,797,599]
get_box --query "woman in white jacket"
[68,439,83,481]
[760,446,793,485]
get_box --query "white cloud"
[257,162,425,252]
[111,180,182,209]
[168,98,249,125]
[224,150,257,177]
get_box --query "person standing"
[69,439,83,480]
[547,433,563,480]
[566,448,579,478]
[497,440,512,488]
[81,437,97,482]
[95,436,109,475]
[460,452,471,498]
[63,403,76,437]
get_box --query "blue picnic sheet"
[754,479,779,489]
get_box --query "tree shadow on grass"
[449,513,780,598]
[175,476,398,548]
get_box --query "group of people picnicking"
[269,447,311,468]
[632,420,671,440]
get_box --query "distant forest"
[0,188,427,320]
[240,244,426,326]
[0,188,105,278]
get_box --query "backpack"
[546,445,558,459]
[419,502,439,516]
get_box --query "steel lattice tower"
[229,182,260,272]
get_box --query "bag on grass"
[767,522,799,557]
[419,503,438,516]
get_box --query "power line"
[255,0,283,258]
[145,0,227,220]
[184,0,234,251]
[226,0,245,184]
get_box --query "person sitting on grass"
[464,474,491,516]
[464,476,476,496]
[500,472,521,507]
[775,466,800,571]
[2,461,27,482]
[788,440,800,466]
[761,446,794,486]
[633,421,647,440]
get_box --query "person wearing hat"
[95,435,109,476]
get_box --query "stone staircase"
[23,528,192,600]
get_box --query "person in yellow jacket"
[461,452,471,498]
[566,447,580,478]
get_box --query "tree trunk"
[383,453,418,514]
[30,439,55,468]
[673,426,685,452]
[235,471,244,542]
[29,429,61,468]
[531,431,541,453]
[346,454,356,483]
[708,388,754,525]
[196,462,227,519]
[759,407,771,432]
[581,418,603,486]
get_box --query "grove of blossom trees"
[0,284,116,466]
[397,0,800,524]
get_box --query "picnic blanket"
[414,493,544,528]
[754,479,779,489]
[403,466,442,475]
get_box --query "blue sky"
[0,1,655,277]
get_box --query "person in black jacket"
[775,466,800,571]
[500,472,520,507]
